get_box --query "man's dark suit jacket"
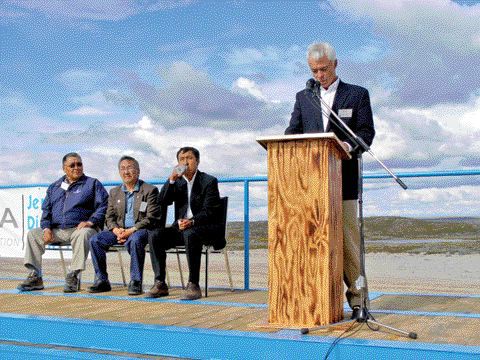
[285,80,375,200]
[159,170,225,249]
[105,180,161,230]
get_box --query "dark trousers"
[148,224,222,285]
[89,229,149,282]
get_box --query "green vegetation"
[365,216,480,240]
[226,217,480,254]
[365,240,480,255]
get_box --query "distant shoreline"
[226,217,480,254]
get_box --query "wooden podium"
[257,133,351,327]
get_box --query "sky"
[1,0,480,219]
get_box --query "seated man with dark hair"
[88,156,161,295]
[147,147,225,300]
[18,152,108,293]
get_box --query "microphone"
[305,78,320,98]
[305,78,316,91]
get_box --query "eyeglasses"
[67,162,83,168]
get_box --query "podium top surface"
[256,133,351,159]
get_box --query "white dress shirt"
[320,77,340,132]
[183,171,197,219]
[320,77,352,152]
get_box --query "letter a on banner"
[0,208,18,228]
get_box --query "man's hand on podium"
[342,141,352,153]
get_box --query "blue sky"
[1,0,480,218]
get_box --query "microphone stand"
[300,82,417,340]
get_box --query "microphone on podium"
[305,78,316,90]
[305,78,321,99]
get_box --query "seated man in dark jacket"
[147,147,225,300]
[88,156,161,295]
[18,152,108,293]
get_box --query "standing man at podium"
[285,42,375,320]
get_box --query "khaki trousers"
[343,200,369,308]
[24,227,97,274]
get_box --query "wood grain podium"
[257,133,351,327]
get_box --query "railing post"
[243,179,250,290]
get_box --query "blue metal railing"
[1,169,480,290]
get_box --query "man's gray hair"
[118,155,140,171]
[307,42,336,61]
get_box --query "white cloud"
[4,58,480,188]
[260,77,307,104]
[232,77,266,101]
[0,151,61,185]
[362,182,480,217]
[58,69,106,92]
[0,107,273,185]
[158,61,210,85]
[2,0,195,21]
[138,115,153,130]
[226,47,275,66]
[348,42,387,64]
[66,91,126,118]
[0,90,70,135]
[362,88,480,172]
[330,0,480,106]
[224,45,305,78]
[2,102,480,218]
[427,95,480,134]
[65,106,111,116]
[71,91,111,106]
[108,62,291,130]
[333,0,480,53]
[366,77,396,107]
[131,122,276,178]
[400,185,480,207]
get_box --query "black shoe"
[128,280,143,296]
[88,279,112,293]
[351,306,367,321]
[145,280,169,298]
[17,272,44,291]
[64,271,80,293]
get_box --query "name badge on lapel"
[338,108,352,118]
[139,201,147,212]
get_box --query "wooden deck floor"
[1,279,479,348]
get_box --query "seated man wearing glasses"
[18,152,109,293]
[88,156,161,295]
